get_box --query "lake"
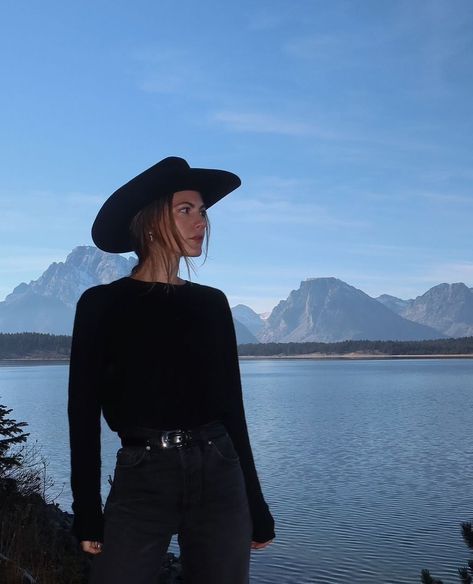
[1,358,472,583]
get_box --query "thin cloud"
[130,46,190,66]
[130,46,209,96]
[284,34,351,61]
[0,249,68,273]
[357,188,473,207]
[211,110,442,159]
[212,111,317,137]
[0,190,101,235]
[424,261,473,284]
[211,110,356,142]
[139,76,185,94]
[203,261,326,282]
[0,190,102,207]
[415,192,473,205]
[413,1,473,96]
[1,242,73,259]
[217,196,368,229]
[282,29,394,64]
[212,172,368,229]
[247,175,318,193]
[247,10,287,31]
[346,243,446,260]
[420,168,473,183]
[246,3,304,32]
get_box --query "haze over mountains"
[1,246,472,343]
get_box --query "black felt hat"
[91,156,241,253]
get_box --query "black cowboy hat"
[91,156,241,253]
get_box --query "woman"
[68,156,275,584]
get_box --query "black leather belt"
[119,420,227,450]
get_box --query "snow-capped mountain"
[0,246,134,334]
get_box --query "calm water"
[1,358,473,583]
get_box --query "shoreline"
[0,358,69,365]
[1,354,473,364]
[239,353,473,360]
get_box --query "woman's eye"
[177,206,206,217]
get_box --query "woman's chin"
[184,246,203,258]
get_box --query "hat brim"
[92,160,241,253]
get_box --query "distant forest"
[238,337,473,356]
[1,333,473,360]
[0,333,71,359]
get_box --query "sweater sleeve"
[68,286,107,542]
[217,291,275,543]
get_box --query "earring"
[148,231,154,242]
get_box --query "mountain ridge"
[1,246,471,342]
[376,283,473,337]
[258,277,442,343]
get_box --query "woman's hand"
[251,539,273,550]
[81,541,103,554]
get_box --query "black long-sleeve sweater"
[68,276,275,543]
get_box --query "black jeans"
[90,421,252,584]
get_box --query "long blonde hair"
[129,193,210,283]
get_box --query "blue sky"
[1,0,472,313]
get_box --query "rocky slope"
[231,304,264,338]
[259,278,442,343]
[375,294,410,315]
[0,247,134,334]
[401,283,473,337]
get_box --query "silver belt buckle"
[161,430,188,449]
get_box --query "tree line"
[237,337,473,356]
[0,333,71,359]
[2,333,473,360]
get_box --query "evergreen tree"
[0,402,29,475]
[421,523,473,583]
[421,569,443,583]
[457,523,473,583]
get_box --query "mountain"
[22,246,135,308]
[0,246,255,342]
[376,294,409,315]
[259,278,443,343]
[231,304,264,337]
[232,319,259,344]
[0,247,134,334]
[0,292,74,335]
[1,246,471,342]
[401,283,473,337]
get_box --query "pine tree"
[421,523,473,583]
[421,569,443,584]
[457,523,473,584]
[0,402,29,475]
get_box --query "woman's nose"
[195,215,206,229]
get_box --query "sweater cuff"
[71,503,104,543]
[248,497,276,543]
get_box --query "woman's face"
[171,190,207,257]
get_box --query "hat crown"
[156,156,190,172]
